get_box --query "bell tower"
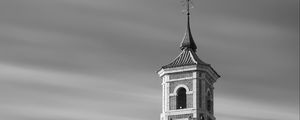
[157,0,220,120]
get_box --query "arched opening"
[206,91,212,113]
[199,114,204,120]
[176,88,186,109]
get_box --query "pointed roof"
[159,0,220,78]
[162,0,208,69]
[180,14,197,52]
[162,48,207,69]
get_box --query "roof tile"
[162,48,207,69]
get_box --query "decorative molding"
[174,84,190,94]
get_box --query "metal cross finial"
[180,0,194,15]
[179,0,197,52]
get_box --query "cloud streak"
[0,0,298,120]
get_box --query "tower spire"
[180,0,197,52]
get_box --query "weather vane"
[180,0,194,15]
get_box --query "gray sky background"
[0,0,299,120]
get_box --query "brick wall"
[169,96,176,110]
[187,94,193,108]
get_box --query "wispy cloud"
[0,0,298,120]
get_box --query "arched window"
[206,91,212,113]
[176,88,186,109]
[199,114,204,120]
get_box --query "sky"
[0,0,298,120]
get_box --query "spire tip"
[179,0,197,52]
